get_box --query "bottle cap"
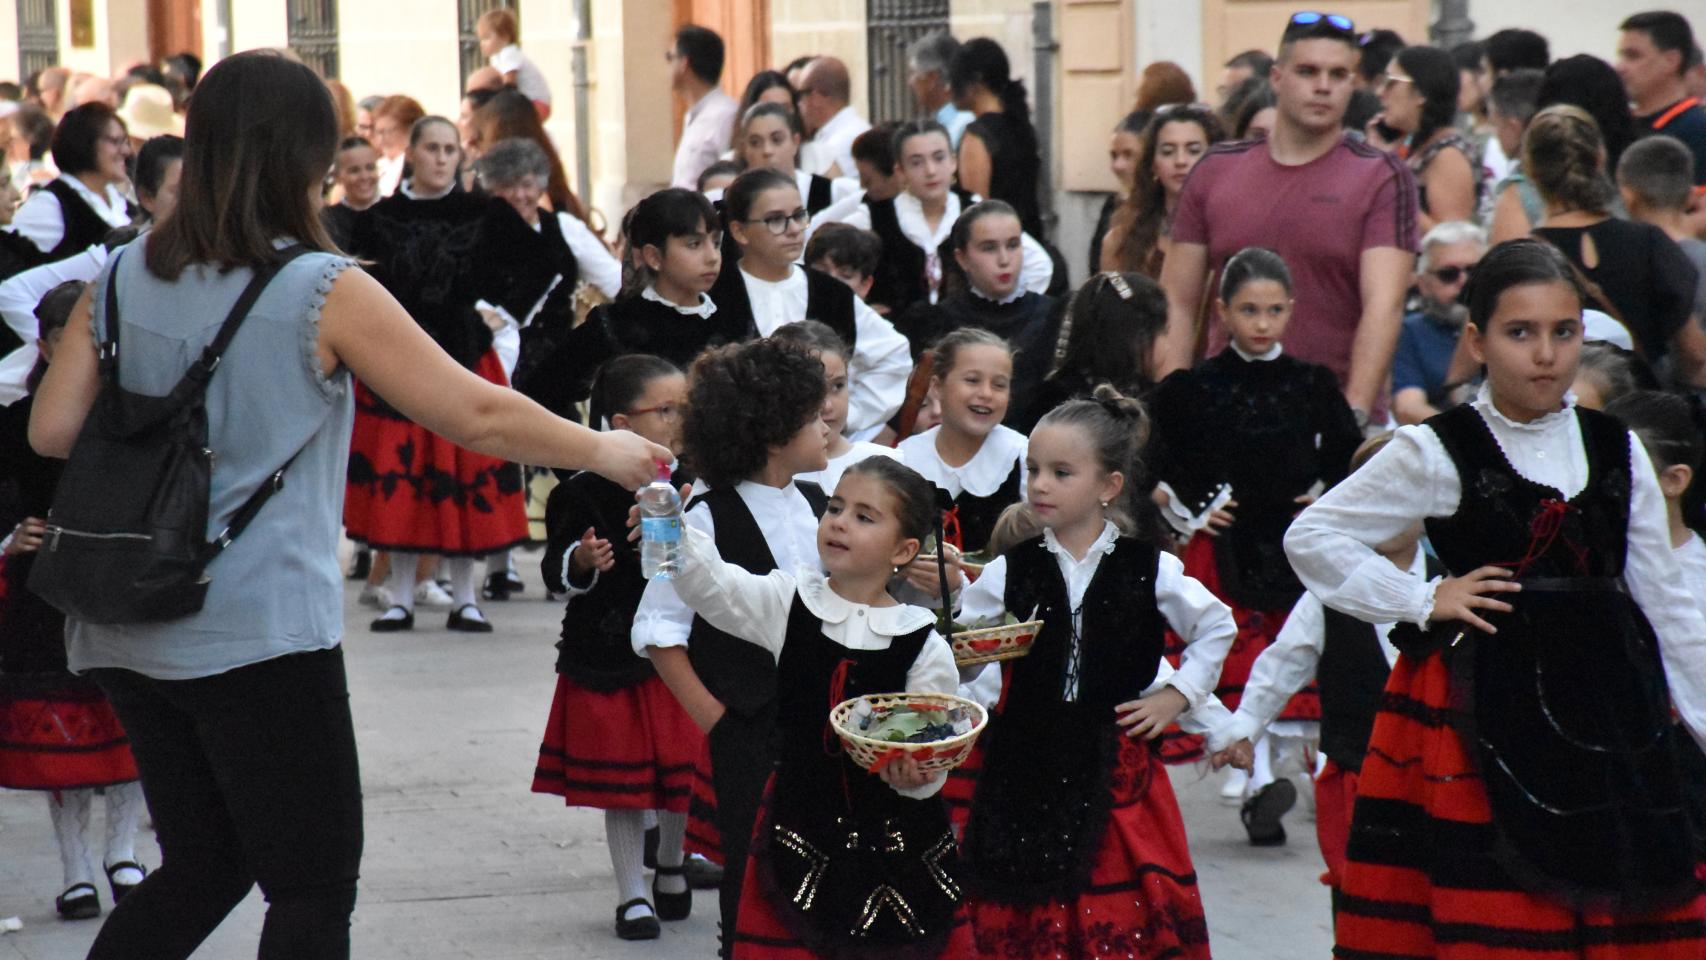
[655,460,672,481]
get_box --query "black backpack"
[29,246,308,624]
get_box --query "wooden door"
[147,0,202,64]
[672,0,770,143]
[1059,0,1136,192]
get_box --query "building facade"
[1,0,1664,277]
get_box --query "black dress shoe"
[56,883,100,920]
[104,860,146,902]
[653,865,692,921]
[685,853,724,890]
[1241,778,1297,847]
[369,607,414,632]
[614,899,661,940]
[446,604,494,633]
[481,571,511,601]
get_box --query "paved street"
[0,546,1332,958]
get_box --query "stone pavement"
[0,548,1332,958]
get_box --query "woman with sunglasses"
[1373,45,1481,233]
[711,168,911,439]
[1101,104,1226,278]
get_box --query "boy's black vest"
[804,173,834,215]
[684,482,828,719]
[708,262,858,351]
[1316,556,1443,772]
[864,188,976,314]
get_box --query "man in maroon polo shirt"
[1161,12,1419,428]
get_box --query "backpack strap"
[204,449,301,559]
[100,243,313,392]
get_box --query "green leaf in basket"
[863,708,932,742]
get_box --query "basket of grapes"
[830,693,987,775]
[949,619,1043,667]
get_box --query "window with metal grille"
[458,0,514,90]
[17,0,58,80]
[866,0,949,124]
[287,0,339,80]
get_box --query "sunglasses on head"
[1287,11,1356,34]
[1430,265,1473,284]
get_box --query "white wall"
[56,0,151,76]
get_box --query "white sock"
[489,549,514,577]
[48,790,95,889]
[386,552,418,613]
[447,557,479,610]
[103,782,144,880]
[605,810,654,920]
[642,810,659,830]
[654,810,688,895]
[1250,730,1275,792]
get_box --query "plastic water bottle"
[639,462,684,580]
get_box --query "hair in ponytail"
[1033,383,1150,534]
[1523,104,1617,215]
[948,38,1030,127]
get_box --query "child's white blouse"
[956,521,1239,750]
[898,425,1028,500]
[1285,387,1706,751]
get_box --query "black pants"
[87,646,363,960]
[707,709,775,959]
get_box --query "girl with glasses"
[531,354,701,941]
[712,168,911,440]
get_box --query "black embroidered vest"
[1421,403,1697,907]
[753,595,960,956]
[945,459,1024,557]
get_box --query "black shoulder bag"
[29,246,309,624]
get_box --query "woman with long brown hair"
[1100,105,1225,277]
[26,50,664,958]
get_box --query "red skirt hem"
[343,350,531,556]
[531,674,700,811]
[1335,653,1706,958]
[966,740,1211,959]
[0,695,138,790]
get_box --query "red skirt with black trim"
[965,738,1211,960]
[1334,652,1706,959]
[0,683,138,791]
[343,349,530,557]
[531,674,700,812]
[1160,534,1315,764]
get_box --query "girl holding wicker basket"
[952,387,1247,959]
[656,455,976,959]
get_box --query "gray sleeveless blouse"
[66,237,356,679]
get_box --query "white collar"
[893,191,962,250]
[1042,520,1120,563]
[1472,383,1577,434]
[735,479,802,503]
[916,424,1027,497]
[399,179,454,201]
[738,262,804,290]
[1231,342,1283,362]
[796,569,936,634]
[641,284,718,318]
[970,284,1026,306]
